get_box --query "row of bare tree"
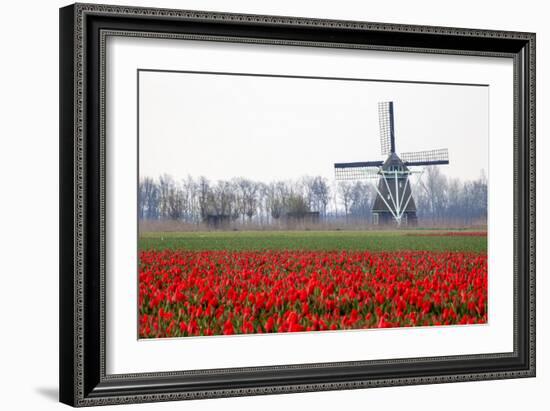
[139,167,487,227]
[414,167,487,225]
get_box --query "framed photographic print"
[59,3,536,407]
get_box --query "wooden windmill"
[334,101,450,226]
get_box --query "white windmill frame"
[367,168,424,225]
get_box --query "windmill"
[334,101,449,226]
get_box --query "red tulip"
[138,249,487,338]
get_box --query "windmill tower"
[334,101,450,226]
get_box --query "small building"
[284,211,320,224]
[204,214,231,229]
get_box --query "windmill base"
[372,211,417,226]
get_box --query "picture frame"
[59,2,535,407]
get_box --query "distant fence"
[139,217,487,233]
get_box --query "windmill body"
[371,153,417,225]
[334,102,449,226]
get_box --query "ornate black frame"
[59,3,536,407]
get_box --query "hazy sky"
[139,71,488,183]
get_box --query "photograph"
[56,2,536,407]
[137,70,489,339]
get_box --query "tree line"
[139,167,487,227]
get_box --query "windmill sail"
[401,148,449,166]
[378,101,396,156]
[334,161,383,180]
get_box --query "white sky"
[139,71,488,183]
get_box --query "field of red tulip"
[138,231,487,338]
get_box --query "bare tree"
[139,177,159,219]
[287,193,310,214]
[256,182,268,225]
[338,181,353,222]
[350,181,372,218]
[267,181,289,220]
[158,174,173,219]
[212,180,237,218]
[419,166,448,222]
[235,178,259,223]
[182,175,200,223]
[311,176,330,217]
[197,176,210,220]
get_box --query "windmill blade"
[401,148,449,166]
[378,101,396,156]
[334,161,382,180]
